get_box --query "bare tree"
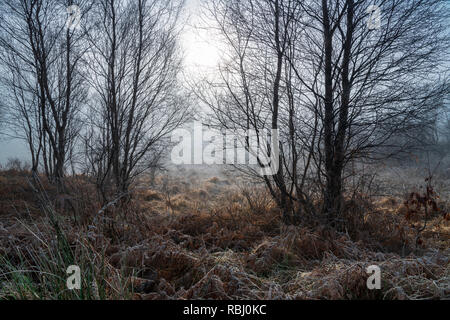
[297,0,449,225]
[202,0,449,226]
[0,0,91,186]
[197,0,316,224]
[82,0,189,200]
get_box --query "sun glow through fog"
[181,1,223,76]
[183,28,221,70]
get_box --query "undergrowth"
[0,169,448,300]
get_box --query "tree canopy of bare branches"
[200,0,449,226]
[82,0,189,200]
[0,0,189,200]
[0,0,91,187]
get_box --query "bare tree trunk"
[321,0,339,223]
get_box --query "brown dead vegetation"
[0,169,448,300]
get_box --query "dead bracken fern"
[0,170,449,300]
